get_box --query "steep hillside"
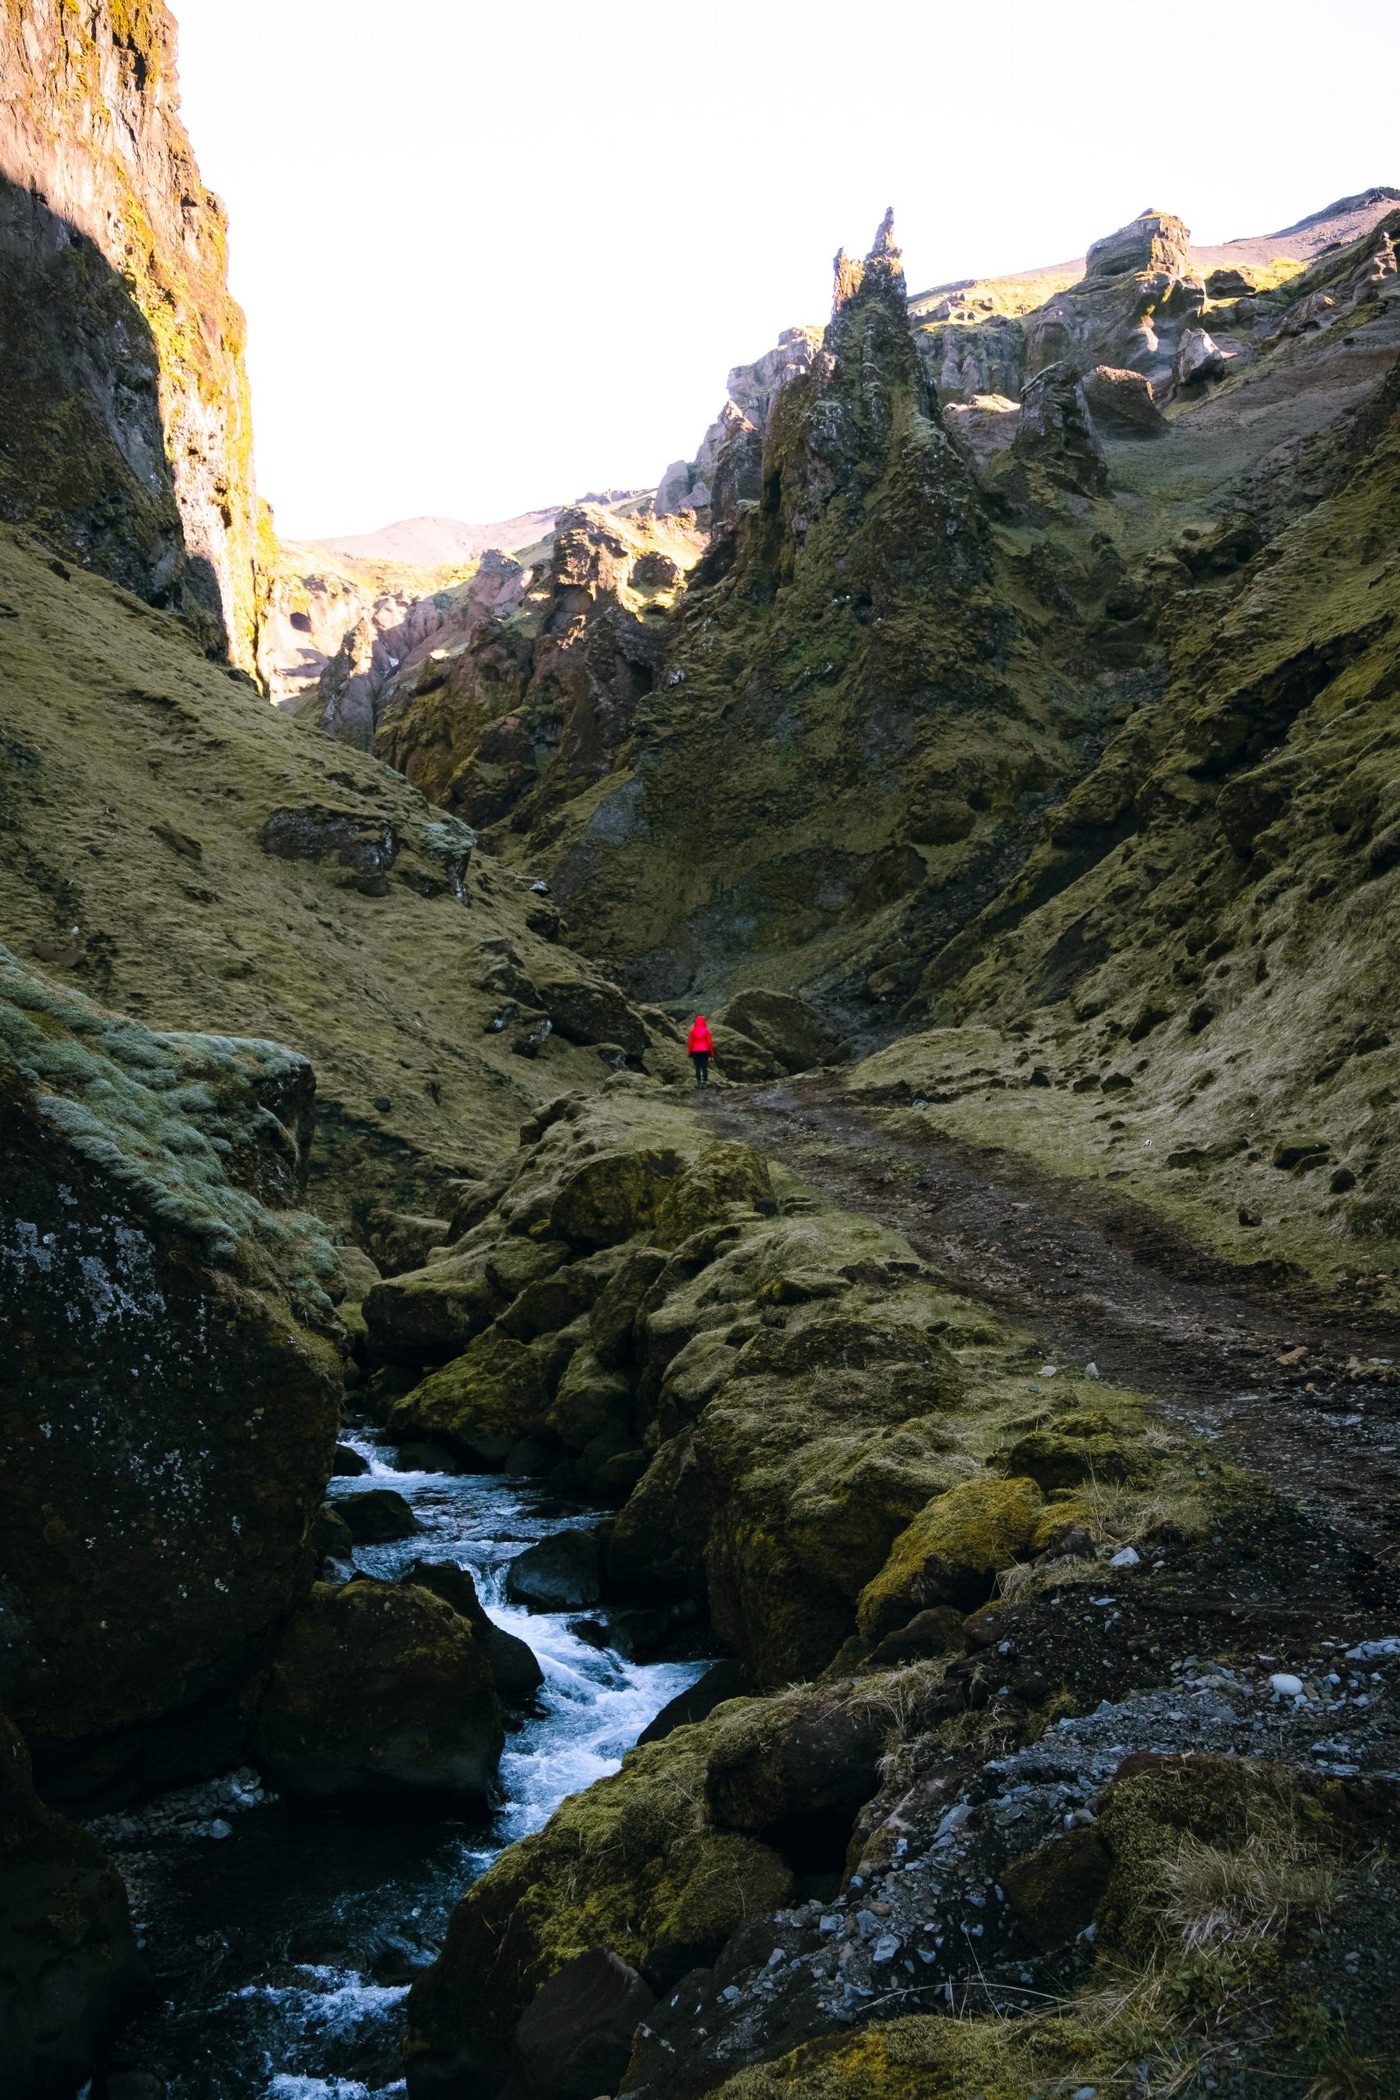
[854,325,1400,1304]
[0,0,266,669]
[0,526,675,1235]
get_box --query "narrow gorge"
[2,6,1399,2099]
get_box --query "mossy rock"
[400,1559,543,1701]
[547,1347,634,1450]
[1001,1824,1113,1951]
[855,1476,1044,1639]
[702,2007,1105,2100]
[550,1146,685,1248]
[496,1246,623,1342]
[363,1238,568,1367]
[652,1141,778,1247]
[589,1245,669,1366]
[0,950,342,1774]
[251,1579,503,1804]
[388,1324,572,1465]
[0,1716,148,2098]
[1001,1425,1150,1491]
[403,1719,793,2083]
[717,989,847,1076]
[703,1683,891,1836]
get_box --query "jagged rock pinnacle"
[870,206,899,260]
[832,208,906,315]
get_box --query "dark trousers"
[691,1052,709,1087]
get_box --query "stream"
[95,1431,706,2100]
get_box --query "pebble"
[1269,1672,1305,1699]
[1347,1638,1400,1661]
[208,1818,232,1840]
[1108,1545,1140,1568]
[871,1934,901,1964]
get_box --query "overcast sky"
[171,0,1394,540]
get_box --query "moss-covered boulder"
[403,1717,793,2091]
[400,1560,543,1702]
[715,990,847,1077]
[1001,1415,1151,1491]
[363,1238,568,1366]
[0,1716,147,2099]
[550,1147,684,1248]
[251,1579,504,1805]
[388,1323,575,1464]
[855,1476,1043,1639]
[0,950,342,1787]
[332,1486,423,1543]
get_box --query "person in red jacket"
[687,1013,714,1088]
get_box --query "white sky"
[170,0,1395,540]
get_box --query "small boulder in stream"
[505,1530,602,1611]
[252,1580,504,1805]
[402,1560,544,1701]
[331,1443,370,1477]
[333,1487,423,1543]
[503,1946,655,2100]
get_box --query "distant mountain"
[306,510,563,567]
[308,492,650,569]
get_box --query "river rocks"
[388,1326,570,1465]
[401,1560,544,1702]
[505,1531,602,1611]
[332,1487,423,1543]
[0,948,342,1789]
[0,1717,147,2098]
[331,1443,371,1477]
[503,1946,655,2100]
[403,1717,794,2090]
[715,991,847,1077]
[639,1659,750,1746]
[855,1477,1044,1639]
[251,1580,504,1805]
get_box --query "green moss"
[856,1475,1043,1639]
[404,1717,793,2070]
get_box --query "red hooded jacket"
[688,1015,713,1055]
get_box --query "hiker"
[688,1013,714,1088]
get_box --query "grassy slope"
[857,318,1400,1314]
[0,527,644,1230]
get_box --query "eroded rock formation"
[0,0,266,668]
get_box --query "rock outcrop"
[373,503,702,830]
[656,326,823,528]
[250,1579,504,1805]
[0,946,343,1794]
[0,0,266,669]
[0,1717,147,2098]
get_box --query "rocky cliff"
[0,0,266,669]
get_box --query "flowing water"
[96,1431,705,2099]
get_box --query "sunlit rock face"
[0,0,265,669]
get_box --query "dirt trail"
[702,1079,1400,1582]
